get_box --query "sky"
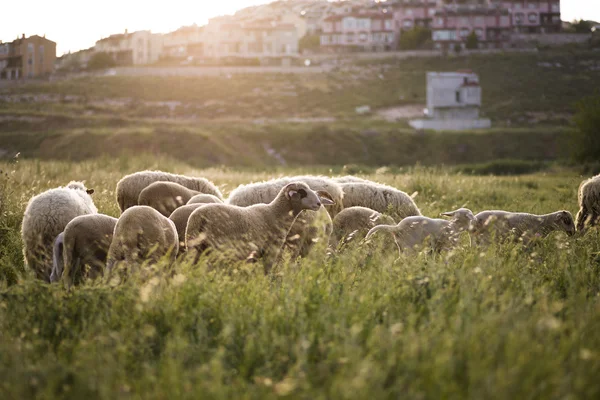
[1,0,598,55]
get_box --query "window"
[515,13,524,24]
[27,43,34,52]
[501,16,510,25]
[527,2,537,9]
[432,30,456,40]
[551,2,559,12]
[321,35,329,45]
[436,17,444,26]
[460,17,468,25]
[460,28,470,38]
[456,91,461,103]
[384,19,393,30]
[515,3,522,9]
[475,16,484,25]
[359,32,367,41]
[346,32,354,42]
[528,13,537,23]
[343,18,356,29]
[405,9,413,16]
[429,9,436,16]
[403,19,413,28]
[475,28,483,38]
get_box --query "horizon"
[1,0,598,55]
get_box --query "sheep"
[186,182,332,272]
[116,170,223,212]
[472,210,575,245]
[106,206,178,275]
[50,214,117,287]
[576,174,600,233]
[21,181,97,282]
[332,176,372,184]
[339,182,421,221]
[168,203,206,253]
[187,193,223,205]
[138,181,202,217]
[329,206,395,249]
[226,175,344,217]
[365,208,475,254]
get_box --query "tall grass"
[0,158,599,399]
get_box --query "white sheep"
[186,182,332,272]
[168,203,206,253]
[576,174,600,233]
[366,208,475,254]
[472,210,575,245]
[138,181,201,217]
[21,181,97,282]
[339,182,421,221]
[50,214,117,287]
[106,206,178,275]
[116,170,223,212]
[332,176,371,184]
[187,193,223,205]
[329,206,395,249]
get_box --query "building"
[409,71,492,131]
[320,12,396,51]
[56,47,95,72]
[162,25,204,59]
[0,34,56,80]
[392,0,438,30]
[203,16,299,59]
[491,0,561,33]
[95,30,163,65]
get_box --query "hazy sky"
[1,0,598,55]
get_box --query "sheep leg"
[575,205,589,232]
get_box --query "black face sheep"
[168,203,206,253]
[116,170,223,212]
[138,181,202,217]
[21,181,97,282]
[186,182,328,272]
[329,206,396,250]
[187,194,223,205]
[366,208,475,254]
[472,210,575,245]
[339,182,421,221]
[50,214,117,287]
[576,174,600,233]
[106,206,178,275]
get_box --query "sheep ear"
[317,190,335,205]
[440,211,454,218]
[86,189,95,195]
[287,189,298,199]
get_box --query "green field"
[1,157,600,398]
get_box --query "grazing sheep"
[116,170,223,212]
[168,204,206,253]
[330,206,395,249]
[187,193,223,205]
[339,182,421,220]
[227,175,344,217]
[576,174,600,233]
[472,210,575,245]
[50,214,117,287]
[21,181,97,282]
[186,182,331,272]
[106,206,178,274]
[366,208,475,254]
[332,176,372,184]
[138,181,201,217]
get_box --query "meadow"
[1,156,600,399]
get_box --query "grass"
[1,157,600,398]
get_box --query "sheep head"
[440,208,476,232]
[284,182,324,212]
[552,210,575,236]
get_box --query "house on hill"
[0,34,56,80]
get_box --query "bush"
[87,52,116,70]
[571,95,600,162]
[398,27,432,50]
[299,34,321,53]
[454,159,549,176]
[466,31,479,50]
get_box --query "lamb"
[186,182,332,272]
[138,181,202,217]
[227,175,344,217]
[50,214,117,287]
[365,208,475,254]
[21,181,97,282]
[339,182,421,221]
[329,206,395,249]
[106,206,178,274]
[472,210,575,245]
[575,174,600,233]
[116,170,223,212]
[168,204,206,252]
[187,193,223,205]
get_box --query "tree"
[299,34,321,54]
[572,19,593,33]
[398,27,432,50]
[87,52,116,70]
[571,95,600,162]
[465,31,479,49]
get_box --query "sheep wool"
[339,182,421,221]
[168,203,206,253]
[116,170,223,212]
[576,174,600,233]
[187,193,223,205]
[138,181,201,217]
[21,181,97,282]
[330,206,395,249]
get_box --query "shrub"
[571,95,600,162]
[466,31,479,50]
[87,52,116,70]
[455,159,549,176]
[398,27,432,50]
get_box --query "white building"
[95,30,163,65]
[410,71,491,131]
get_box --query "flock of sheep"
[19,170,600,287]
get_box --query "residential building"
[494,0,561,33]
[409,71,492,131]
[0,34,56,80]
[95,30,163,65]
[320,12,396,51]
[391,0,438,30]
[162,25,204,59]
[56,47,95,71]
